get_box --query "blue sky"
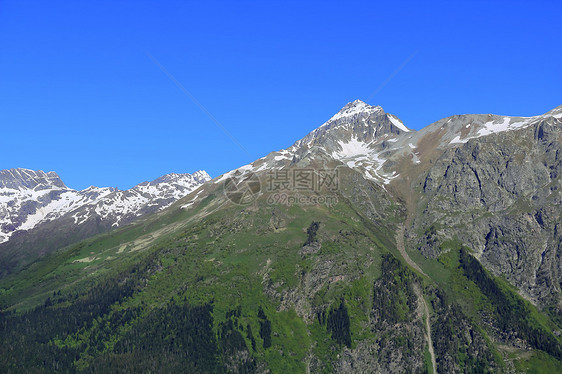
[1,0,561,190]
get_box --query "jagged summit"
[327,100,410,132]
[152,170,211,185]
[325,99,383,123]
[294,100,410,150]
[0,168,66,190]
[211,100,415,187]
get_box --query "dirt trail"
[395,225,427,277]
[397,225,436,373]
[417,286,437,374]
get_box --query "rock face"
[410,112,562,309]
[0,169,210,276]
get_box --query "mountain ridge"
[0,168,211,243]
[0,168,211,276]
[207,101,561,189]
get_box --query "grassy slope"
[0,184,400,371]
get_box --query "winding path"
[395,225,427,277]
[396,225,436,373]
[418,287,437,374]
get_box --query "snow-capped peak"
[292,100,410,152]
[193,170,212,180]
[225,101,411,187]
[324,99,383,125]
[151,170,211,185]
[0,168,67,190]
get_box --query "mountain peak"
[150,170,211,185]
[327,100,383,123]
[345,99,370,109]
[192,170,211,180]
[291,100,408,150]
[0,168,66,190]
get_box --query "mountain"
[230,100,562,309]
[0,169,210,276]
[1,101,561,373]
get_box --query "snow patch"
[330,137,399,185]
[214,163,256,184]
[450,116,536,145]
[477,117,529,137]
[388,114,410,132]
[181,189,205,210]
[334,137,373,158]
[450,135,470,144]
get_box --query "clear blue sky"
[1,1,561,190]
